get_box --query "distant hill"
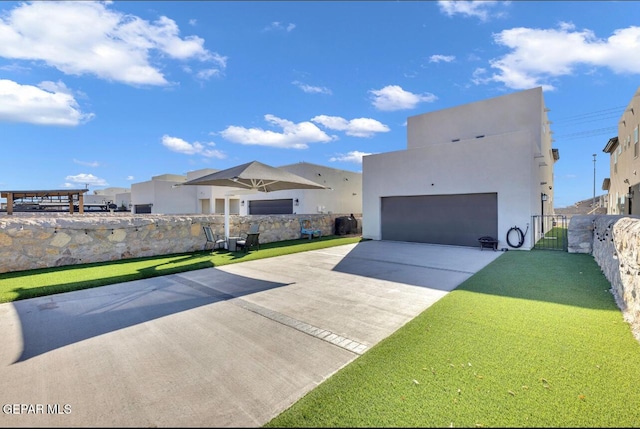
[554,195,607,217]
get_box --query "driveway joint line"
[233,299,368,355]
[171,273,368,355]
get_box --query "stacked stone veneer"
[569,214,640,339]
[0,213,361,274]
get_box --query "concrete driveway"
[0,240,502,427]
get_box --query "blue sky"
[1,1,640,208]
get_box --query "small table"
[478,237,498,251]
[227,236,242,252]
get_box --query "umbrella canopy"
[182,160,328,192]
[181,161,328,242]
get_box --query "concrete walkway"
[0,240,502,427]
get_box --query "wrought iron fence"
[531,215,568,251]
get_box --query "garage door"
[134,204,152,214]
[381,193,497,247]
[249,199,293,215]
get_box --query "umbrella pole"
[224,195,230,247]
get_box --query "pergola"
[0,189,89,215]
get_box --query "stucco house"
[602,86,640,215]
[239,162,361,215]
[362,86,558,250]
[83,187,131,211]
[130,172,205,214]
[130,162,362,216]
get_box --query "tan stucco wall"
[605,86,640,215]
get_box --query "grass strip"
[266,250,640,427]
[0,235,362,303]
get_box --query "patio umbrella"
[181,160,328,240]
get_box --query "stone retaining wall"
[569,214,640,339]
[0,213,361,274]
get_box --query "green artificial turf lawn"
[0,235,362,303]
[266,250,640,428]
[534,226,568,250]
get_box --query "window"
[635,126,638,157]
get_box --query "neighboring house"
[84,187,131,211]
[130,170,215,214]
[130,163,362,215]
[602,86,640,215]
[362,86,558,250]
[114,191,132,211]
[240,162,362,215]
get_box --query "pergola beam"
[1,189,89,215]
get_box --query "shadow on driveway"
[11,269,291,363]
[331,240,503,290]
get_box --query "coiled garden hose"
[506,224,529,248]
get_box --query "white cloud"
[0,1,225,86]
[161,135,226,158]
[264,21,296,32]
[0,63,30,73]
[437,1,509,22]
[126,176,135,181]
[369,85,437,111]
[73,159,99,167]
[311,115,390,138]
[329,151,373,164]
[429,54,455,63]
[292,81,332,95]
[64,173,108,187]
[0,79,94,126]
[196,68,223,80]
[219,114,335,149]
[484,22,640,90]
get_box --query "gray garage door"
[134,204,152,214]
[249,199,293,215]
[381,193,497,247]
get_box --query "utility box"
[335,216,358,235]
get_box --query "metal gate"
[531,215,568,251]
